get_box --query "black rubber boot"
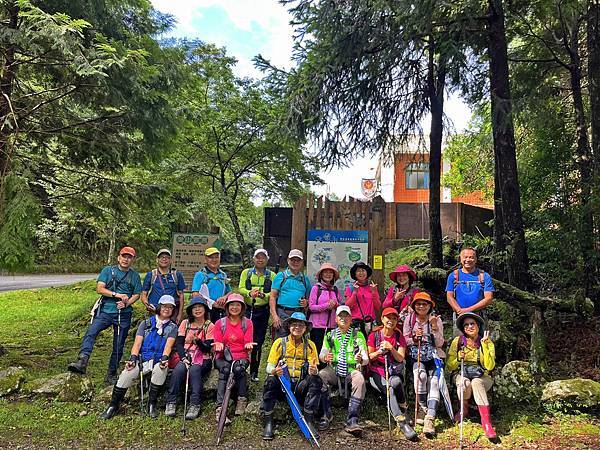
[304,412,320,440]
[148,383,161,419]
[345,396,363,435]
[100,386,127,420]
[396,416,418,441]
[262,412,274,440]
[67,353,89,375]
[317,392,333,431]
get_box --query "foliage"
[0,172,41,270]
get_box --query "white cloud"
[151,0,294,77]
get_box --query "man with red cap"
[68,246,142,385]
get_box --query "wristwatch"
[112,292,116,298]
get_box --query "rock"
[29,373,94,402]
[203,369,219,392]
[495,361,541,407]
[79,410,88,417]
[541,378,600,413]
[0,367,26,397]
[245,400,261,416]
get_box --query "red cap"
[119,246,136,257]
[381,307,400,318]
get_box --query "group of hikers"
[67,245,498,444]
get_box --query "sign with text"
[306,229,369,291]
[171,233,221,288]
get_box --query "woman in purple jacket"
[308,262,340,351]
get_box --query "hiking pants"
[413,360,440,417]
[262,374,322,415]
[79,310,132,375]
[215,358,248,406]
[369,372,407,418]
[116,360,168,389]
[454,374,493,406]
[245,304,269,376]
[318,366,366,400]
[165,359,213,406]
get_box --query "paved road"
[0,274,96,292]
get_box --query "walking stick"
[139,357,145,416]
[459,358,465,449]
[116,309,122,375]
[182,360,190,435]
[384,353,392,438]
[413,336,422,427]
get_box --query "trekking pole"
[139,357,145,416]
[459,357,465,449]
[384,354,392,438]
[182,359,190,435]
[116,309,122,375]
[413,336,422,427]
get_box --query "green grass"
[0,282,598,448]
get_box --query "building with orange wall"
[393,152,491,208]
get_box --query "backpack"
[457,336,485,378]
[279,270,308,292]
[315,284,338,304]
[219,316,249,335]
[140,316,177,362]
[90,266,132,322]
[148,268,181,298]
[244,268,272,293]
[453,268,485,290]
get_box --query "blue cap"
[283,312,312,333]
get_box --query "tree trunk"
[222,189,249,267]
[0,3,20,211]
[567,21,595,300]
[487,0,530,289]
[587,1,600,312]
[427,37,445,268]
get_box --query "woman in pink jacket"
[308,262,340,351]
[383,265,420,324]
[344,261,381,337]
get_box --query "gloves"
[195,338,214,353]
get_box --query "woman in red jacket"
[213,293,255,424]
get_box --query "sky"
[150,0,472,201]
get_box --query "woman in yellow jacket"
[446,312,497,440]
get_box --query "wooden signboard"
[171,233,220,288]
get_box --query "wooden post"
[369,196,386,295]
[291,195,307,255]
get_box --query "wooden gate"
[290,194,396,290]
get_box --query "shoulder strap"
[241,317,248,333]
[245,268,254,291]
[148,269,158,296]
[453,268,460,287]
[478,269,485,286]
[302,337,308,362]
[316,285,323,304]
[219,317,227,335]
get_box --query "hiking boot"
[423,414,436,437]
[395,415,418,441]
[262,412,274,440]
[234,396,247,415]
[478,405,497,440]
[67,353,89,375]
[148,382,161,419]
[304,413,319,440]
[317,413,332,431]
[216,406,232,425]
[104,371,118,386]
[164,403,177,417]
[100,386,127,420]
[415,406,426,425]
[345,396,363,435]
[185,404,201,420]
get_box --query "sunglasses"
[463,322,478,328]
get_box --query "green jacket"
[238,267,275,307]
[321,328,368,369]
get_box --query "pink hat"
[225,293,246,315]
[316,262,340,281]
[389,264,417,283]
